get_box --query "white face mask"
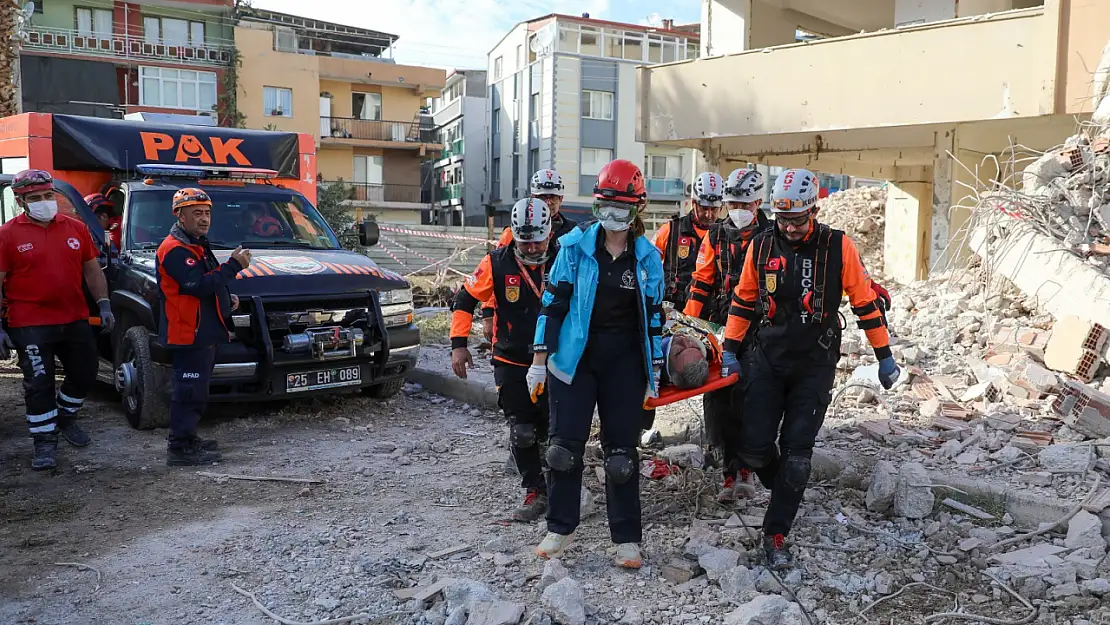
[599,217,630,232]
[27,200,58,221]
[729,208,755,229]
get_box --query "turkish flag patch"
[765,257,782,271]
[505,274,521,286]
[185,257,197,266]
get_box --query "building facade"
[236,8,446,224]
[486,14,701,226]
[430,69,488,226]
[19,0,234,119]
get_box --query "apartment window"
[686,41,699,59]
[143,16,205,47]
[354,155,384,184]
[530,63,542,94]
[75,8,112,40]
[662,39,678,63]
[604,29,622,58]
[528,148,539,179]
[263,86,293,117]
[647,36,663,63]
[622,32,644,61]
[139,66,217,111]
[581,148,612,177]
[493,56,503,79]
[580,27,600,56]
[581,90,614,120]
[529,93,539,118]
[274,27,297,53]
[558,25,578,53]
[352,92,382,120]
[649,155,682,179]
[491,157,500,189]
[491,109,499,135]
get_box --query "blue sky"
[252,0,702,69]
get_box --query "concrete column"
[701,0,749,57]
[930,129,955,273]
[884,168,933,284]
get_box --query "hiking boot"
[167,445,222,467]
[717,475,737,503]
[763,534,794,570]
[614,543,642,569]
[536,532,575,559]
[511,489,547,523]
[31,435,58,471]
[193,436,219,451]
[735,468,757,498]
[57,417,91,448]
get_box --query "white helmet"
[530,169,564,197]
[510,197,551,243]
[723,168,764,203]
[770,168,820,214]
[691,172,725,207]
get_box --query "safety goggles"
[774,210,813,228]
[695,194,722,207]
[593,200,636,223]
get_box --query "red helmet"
[84,193,113,214]
[593,159,646,204]
[11,169,53,196]
[172,187,212,214]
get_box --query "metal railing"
[321,117,438,143]
[436,183,463,201]
[646,177,686,197]
[440,139,464,159]
[324,181,426,204]
[24,25,232,67]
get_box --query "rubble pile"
[817,186,887,275]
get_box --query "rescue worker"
[721,169,900,569]
[683,168,770,502]
[157,187,252,466]
[86,192,122,251]
[653,172,722,310]
[481,169,576,340]
[450,198,556,522]
[0,169,115,469]
[527,159,665,569]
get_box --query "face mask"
[729,209,755,229]
[599,217,630,232]
[27,200,58,221]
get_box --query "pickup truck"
[0,114,420,429]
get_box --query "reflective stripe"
[857,317,885,330]
[690,291,711,304]
[27,409,58,423]
[29,423,56,434]
[57,391,84,405]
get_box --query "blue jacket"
[534,221,665,391]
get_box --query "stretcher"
[644,362,739,408]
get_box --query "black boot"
[57,417,91,447]
[763,534,794,570]
[31,434,58,471]
[193,436,219,451]
[511,488,548,523]
[167,443,222,467]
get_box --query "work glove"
[721,350,741,378]
[878,357,900,390]
[97,299,116,333]
[0,327,13,360]
[527,363,547,404]
[872,282,892,311]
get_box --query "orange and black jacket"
[156,223,242,347]
[683,211,771,325]
[480,213,576,319]
[652,213,708,309]
[723,223,891,365]
[453,243,554,366]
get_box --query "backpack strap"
[755,233,774,321]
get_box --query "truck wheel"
[362,377,404,399]
[116,326,170,430]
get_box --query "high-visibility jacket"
[156,224,241,346]
[683,211,771,324]
[652,213,707,310]
[481,213,577,318]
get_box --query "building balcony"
[321,117,443,154]
[24,26,232,67]
[440,139,464,160]
[436,183,464,203]
[646,177,686,201]
[637,4,1104,161]
[324,181,429,209]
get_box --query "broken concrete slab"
[865,460,898,514]
[719,566,760,604]
[699,547,741,581]
[723,594,807,625]
[990,544,1070,567]
[541,577,586,625]
[659,444,705,469]
[1038,444,1094,473]
[466,600,526,625]
[893,462,934,519]
[1065,510,1107,549]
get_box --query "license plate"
[286,366,361,393]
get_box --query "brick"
[1045,316,1108,381]
[1053,380,1110,438]
[992,327,1051,359]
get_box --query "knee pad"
[782,455,811,491]
[545,440,580,473]
[510,423,536,448]
[604,447,638,485]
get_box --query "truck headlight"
[380,288,414,328]
[380,288,413,306]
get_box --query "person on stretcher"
[658,311,724,391]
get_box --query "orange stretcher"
[644,362,739,408]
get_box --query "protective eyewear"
[534,193,562,202]
[695,194,723,207]
[594,200,636,222]
[775,211,813,227]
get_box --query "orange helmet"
[593,159,646,204]
[172,187,212,214]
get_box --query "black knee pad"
[782,455,811,491]
[510,423,536,448]
[604,447,638,485]
[545,440,580,473]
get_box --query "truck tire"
[362,377,404,399]
[116,326,170,430]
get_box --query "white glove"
[527,364,547,404]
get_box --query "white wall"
[702,0,749,56]
[540,55,556,171]
[553,55,582,198]
[461,94,487,214]
[488,25,527,205]
[616,62,645,176]
[894,0,956,26]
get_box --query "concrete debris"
[723,594,808,625]
[658,444,705,469]
[539,559,569,591]
[661,558,699,585]
[698,547,741,581]
[466,600,526,625]
[1065,510,1107,549]
[1038,444,1094,473]
[683,523,721,559]
[719,566,760,604]
[444,579,497,613]
[893,462,934,519]
[818,186,887,275]
[541,578,586,625]
[864,460,898,514]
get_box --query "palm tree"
[0,0,22,117]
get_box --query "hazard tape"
[373,241,409,269]
[378,225,495,245]
[380,234,438,265]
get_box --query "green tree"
[316,180,363,252]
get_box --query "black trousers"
[169,345,217,450]
[547,332,646,544]
[739,345,836,537]
[704,384,748,478]
[9,321,98,439]
[494,362,548,491]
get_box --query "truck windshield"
[126,188,341,251]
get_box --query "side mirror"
[358,220,379,247]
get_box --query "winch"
[283,326,365,360]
